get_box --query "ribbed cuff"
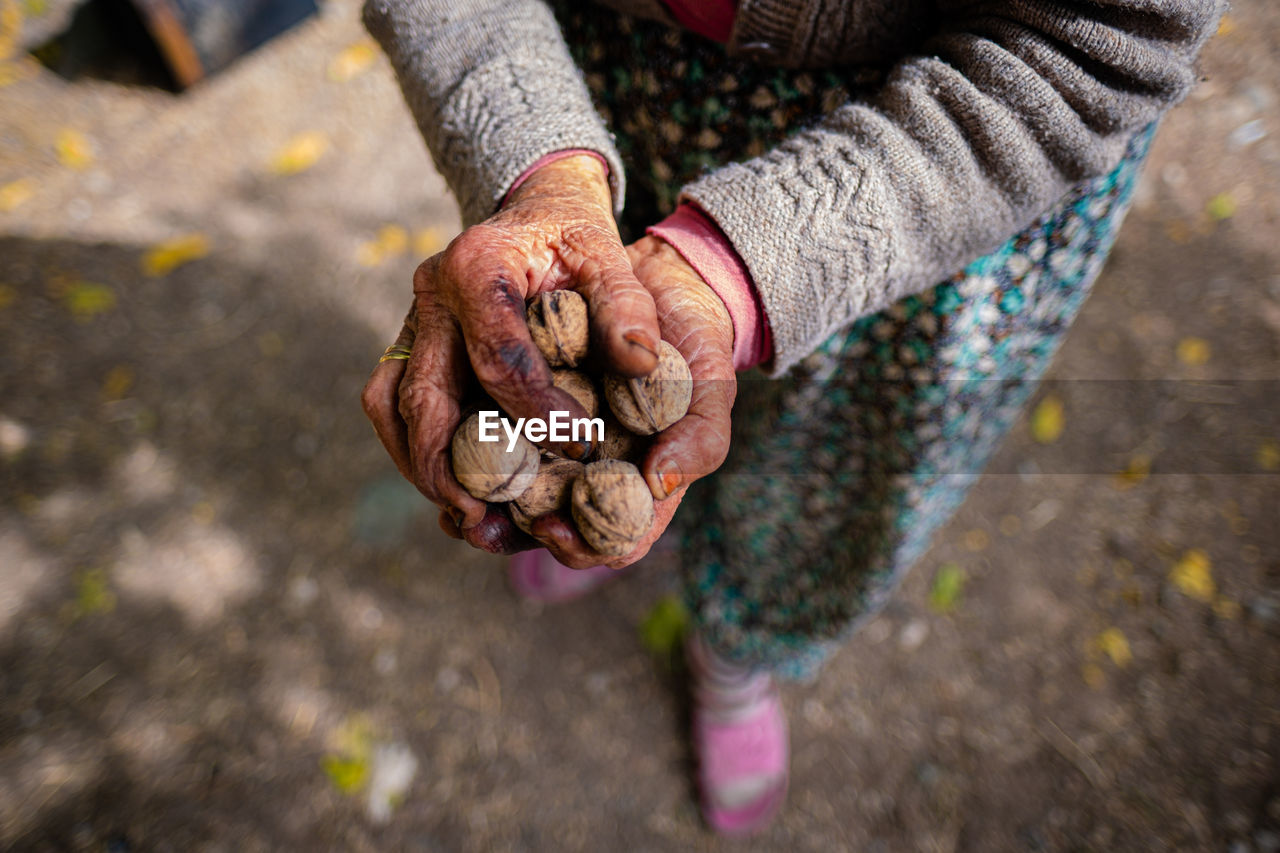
[647,202,772,371]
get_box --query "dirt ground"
[1,0,1278,850]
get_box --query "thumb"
[641,372,735,500]
[572,247,661,377]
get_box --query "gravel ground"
[1,1,1278,850]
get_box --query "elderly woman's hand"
[361,154,663,554]
[519,235,737,568]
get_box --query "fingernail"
[447,506,466,528]
[563,440,591,461]
[623,330,658,358]
[660,467,681,498]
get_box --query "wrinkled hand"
[361,154,662,554]
[524,235,737,568]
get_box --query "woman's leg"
[679,126,1156,678]
[550,0,1154,829]
[551,0,1153,677]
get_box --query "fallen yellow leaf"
[963,528,989,552]
[322,754,369,794]
[1175,337,1210,366]
[1206,192,1237,221]
[62,280,115,320]
[639,594,689,662]
[1029,394,1064,444]
[355,241,383,267]
[1257,440,1279,472]
[1113,453,1151,489]
[142,233,210,277]
[327,40,377,82]
[928,563,966,613]
[54,128,95,170]
[0,177,35,211]
[73,568,116,616]
[1096,627,1132,667]
[0,0,19,60]
[270,131,328,175]
[375,224,408,256]
[1170,549,1215,602]
[101,365,134,401]
[413,226,446,256]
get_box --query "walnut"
[551,369,599,419]
[603,340,692,435]
[596,412,645,463]
[528,290,589,368]
[450,412,539,502]
[570,459,655,556]
[509,456,583,533]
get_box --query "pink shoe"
[507,548,621,604]
[688,637,789,835]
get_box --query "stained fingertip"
[623,329,658,359]
[561,439,591,462]
[660,467,682,499]
[639,452,682,499]
[606,331,660,376]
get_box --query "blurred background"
[0,0,1277,849]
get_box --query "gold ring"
[379,343,413,363]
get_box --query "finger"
[561,229,661,377]
[530,488,684,569]
[442,251,595,460]
[632,250,737,500]
[641,371,734,500]
[438,509,463,540]
[397,290,489,527]
[460,504,539,555]
[361,321,416,480]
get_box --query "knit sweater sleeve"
[683,0,1224,374]
[361,0,625,227]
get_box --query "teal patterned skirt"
[553,3,1154,679]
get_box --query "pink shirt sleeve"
[647,203,772,371]
[660,0,737,43]
[502,150,611,208]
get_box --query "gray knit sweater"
[363,0,1223,373]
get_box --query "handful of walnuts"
[450,290,692,556]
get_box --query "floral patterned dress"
[552,2,1154,679]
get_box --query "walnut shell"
[603,340,692,435]
[450,412,539,502]
[596,412,645,463]
[509,456,583,533]
[528,290,589,368]
[571,459,654,557]
[551,369,599,419]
